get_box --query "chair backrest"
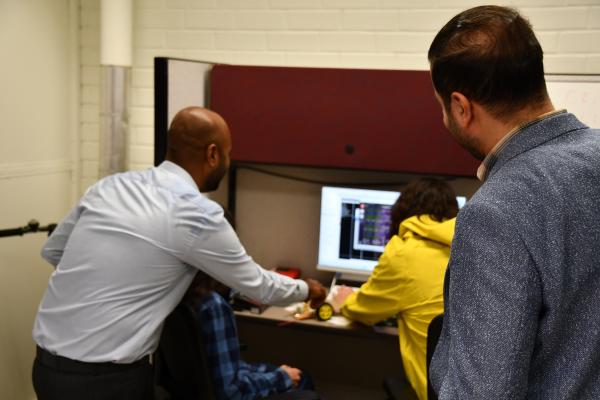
[155,302,216,400]
[426,314,444,400]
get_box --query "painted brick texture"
[78,0,600,191]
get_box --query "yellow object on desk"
[290,301,336,323]
[316,303,334,321]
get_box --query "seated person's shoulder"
[198,291,232,316]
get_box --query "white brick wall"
[185,11,234,29]
[286,11,342,30]
[341,11,399,30]
[267,32,320,50]
[78,0,600,192]
[137,10,185,29]
[166,31,214,48]
[234,11,286,29]
[215,32,267,49]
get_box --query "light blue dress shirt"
[33,161,308,363]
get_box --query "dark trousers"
[32,346,154,400]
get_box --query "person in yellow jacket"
[338,177,459,400]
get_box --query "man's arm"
[436,203,541,399]
[178,204,321,306]
[199,296,293,400]
[340,242,407,325]
[40,204,83,268]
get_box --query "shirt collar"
[476,109,567,181]
[158,160,199,191]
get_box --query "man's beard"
[202,161,227,192]
[446,112,486,161]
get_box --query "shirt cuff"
[296,279,309,302]
[275,367,294,391]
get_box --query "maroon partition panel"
[211,65,478,177]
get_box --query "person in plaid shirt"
[187,271,318,400]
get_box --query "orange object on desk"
[275,267,301,279]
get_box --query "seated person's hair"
[185,270,230,307]
[388,177,459,239]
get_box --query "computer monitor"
[316,186,466,277]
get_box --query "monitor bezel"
[316,185,467,276]
[316,186,400,276]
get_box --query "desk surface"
[235,305,402,397]
[235,304,397,337]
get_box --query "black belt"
[36,346,150,374]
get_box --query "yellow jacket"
[341,215,455,400]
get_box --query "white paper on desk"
[284,302,306,315]
[326,315,353,327]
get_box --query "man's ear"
[449,92,473,128]
[205,143,220,167]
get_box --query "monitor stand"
[330,272,368,290]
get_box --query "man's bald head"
[165,106,232,192]
[166,107,230,160]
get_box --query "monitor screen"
[317,186,466,276]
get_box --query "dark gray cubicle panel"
[154,58,213,166]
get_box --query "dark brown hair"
[428,5,548,120]
[388,177,459,238]
[184,270,230,307]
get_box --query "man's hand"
[332,285,354,307]
[280,364,302,387]
[305,278,327,308]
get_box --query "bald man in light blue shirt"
[32,107,326,400]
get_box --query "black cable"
[236,164,413,188]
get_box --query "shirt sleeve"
[434,202,541,399]
[199,296,293,400]
[40,203,84,268]
[177,200,308,306]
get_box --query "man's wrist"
[276,367,294,390]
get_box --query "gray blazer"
[430,112,600,399]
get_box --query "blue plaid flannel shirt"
[196,291,293,400]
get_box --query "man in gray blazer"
[427,5,600,399]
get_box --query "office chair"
[383,314,444,400]
[155,302,217,400]
[425,314,444,400]
[155,302,322,400]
